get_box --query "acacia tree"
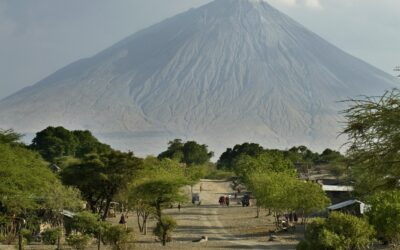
[61,151,142,219]
[158,139,213,165]
[131,177,187,246]
[0,139,81,243]
[31,126,111,162]
[127,157,187,237]
[342,89,400,193]
[366,191,400,246]
[290,181,330,223]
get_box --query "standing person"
[119,214,127,229]
[294,213,298,223]
[178,203,181,212]
[200,183,203,192]
[226,196,230,207]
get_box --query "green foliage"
[66,233,92,250]
[131,177,187,215]
[342,89,400,193]
[203,165,235,180]
[158,139,213,165]
[0,143,82,215]
[248,172,329,220]
[153,215,177,246]
[285,145,319,164]
[297,212,375,250]
[217,143,264,170]
[290,181,330,215]
[20,229,32,243]
[249,172,295,213]
[31,126,111,162]
[0,129,23,145]
[61,151,142,219]
[70,211,104,236]
[233,151,295,183]
[41,227,62,245]
[366,191,400,245]
[103,225,135,250]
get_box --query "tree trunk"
[102,199,112,220]
[143,213,148,235]
[97,232,101,250]
[137,211,143,233]
[162,232,167,246]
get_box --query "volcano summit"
[0,0,398,155]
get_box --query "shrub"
[70,211,102,236]
[297,212,375,250]
[41,227,62,245]
[66,233,92,250]
[103,225,135,250]
[367,191,400,246]
[20,229,32,243]
[153,215,177,246]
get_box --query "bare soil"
[0,180,302,250]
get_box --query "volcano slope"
[0,0,398,155]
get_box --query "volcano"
[0,0,398,155]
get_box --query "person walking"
[178,203,181,212]
[226,196,230,207]
[119,214,127,229]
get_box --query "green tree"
[0,141,81,243]
[290,181,330,222]
[103,225,135,250]
[366,191,400,246]
[217,143,265,170]
[0,129,23,145]
[297,212,375,250]
[72,130,111,158]
[61,151,142,219]
[70,211,111,250]
[127,157,186,235]
[130,175,187,246]
[233,151,295,184]
[342,89,400,193]
[66,234,92,250]
[31,126,111,162]
[153,215,177,246]
[31,126,78,161]
[158,139,213,165]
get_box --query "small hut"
[327,200,368,217]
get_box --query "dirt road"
[135,179,299,249]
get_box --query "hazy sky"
[0,0,399,100]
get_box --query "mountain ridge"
[0,0,398,156]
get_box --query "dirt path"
[159,179,298,249]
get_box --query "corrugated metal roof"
[322,185,354,192]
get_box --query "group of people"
[277,212,299,230]
[218,195,230,206]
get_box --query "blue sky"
[0,0,399,99]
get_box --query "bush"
[70,211,102,235]
[103,225,135,250]
[297,212,375,250]
[20,229,32,243]
[204,165,234,180]
[66,233,92,250]
[41,227,62,245]
[153,215,177,246]
[367,191,400,245]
